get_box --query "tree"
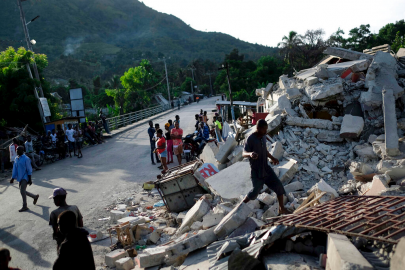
[277,31,303,70]
[0,47,60,130]
[392,31,405,52]
[105,75,125,115]
[346,24,375,51]
[180,77,197,93]
[326,28,346,47]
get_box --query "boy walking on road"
[10,146,39,212]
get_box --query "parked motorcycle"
[182,132,216,162]
[34,139,57,166]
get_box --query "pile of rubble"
[99,46,405,270]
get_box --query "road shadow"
[27,204,51,222]
[0,225,52,268]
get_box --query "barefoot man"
[242,119,290,215]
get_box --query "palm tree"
[277,31,303,69]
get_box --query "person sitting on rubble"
[53,210,95,270]
[48,188,84,249]
[194,122,210,154]
[0,248,21,270]
[242,119,291,215]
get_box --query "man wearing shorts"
[171,121,183,165]
[242,119,290,215]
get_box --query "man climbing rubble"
[242,119,291,214]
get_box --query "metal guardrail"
[105,104,171,130]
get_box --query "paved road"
[0,98,217,270]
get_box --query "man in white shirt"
[9,138,18,165]
[50,129,57,144]
[24,135,41,170]
[65,124,76,158]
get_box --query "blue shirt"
[12,154,32,182]
[148,127,155,142]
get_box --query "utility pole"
[162,58,171,105]
[188,66,196,94]
[17,0,50,123]
[205,71,215,96]
[218,63,235,121]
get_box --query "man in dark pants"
[99,109,110,134]
[53,211,95,270]
[10,146,39,212]
[148,121,159,165]
[242,119,290,215]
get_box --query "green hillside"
[0,0,276,83]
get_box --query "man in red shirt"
[170,121,183,165]
[155,129,168,173]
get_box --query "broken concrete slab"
[326,233,373,270]
[305,80,343,101]
[206,162,252,201]
[340,114,364,138]
[305,76,319,86]
[383,88,401,156]
[105,249,128,267]
[178,198,211,233]
[215,133,238,164]
[286,88,302,99]
[364,174,390,196]
[257,192,276,205]
[214,202,252,239]
[228,217,262,238]
[263,253,320,270]
[166,228,218,265]
[284,181,304,193]
[203,212,225,229]
[317,130,344,142]
[391,237,405,270]
[269,141,284,161]
[275,159,299,185]
[279,75,292,90]
[115,257,135,270]
[177,248,211,270]
[361,52,404,107]
[135,247,168,268]
[265,114,282,133]
[323,47,374,61]
[200,142,227,170]
[262,204,279,219]
[286,116,335,130]
[354,144,378,160]
[268,95,292,116]
[377,159,405,181]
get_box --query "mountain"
[0,0,277,82]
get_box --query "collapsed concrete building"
[102,47,405,270]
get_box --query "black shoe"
[19,207,29,212]
[158,165,163,169]
[156,160,161,163]
[33,195,39,205]
[152,162,156,165]
[35,168,41,171]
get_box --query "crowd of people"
[148,110,216,174]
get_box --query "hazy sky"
[141,0,405,47]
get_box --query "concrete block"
[305,80,343,101]
[215,133,238,163]
[270,141,284,161]
[286,88,302,99]
[391,237,405,270]
[262,204,279,220]
[279,75,291,90]
[286,116,335,130]
[214,202,252,238]
[383,88,401,156]
[147,230,160,244]
[305,76,319,86]
[365,174,390,196]
[203,212,225,229]
[190,221,203,231]
[246,199,261,209]
[200,142,227,170]
[178,198,211,233]
[317,130,344,142]
[275,159,299,185]
[354,144,378,160]
[326,233,373,270]
[265,114,282,133]
[340,114,364,138]
[115,257,135,270]
[105,249,127,267]
[284,181,304,193]
[117,216,146,225]
[206,162,252,200]
[135,247,168,268]
[269,95,292,116]
[166,228,217,265]
[257,192,275,205]
[163,227,177,235]
[228,217,262,238]
[323,47,374,61]
[110,210,127,223]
